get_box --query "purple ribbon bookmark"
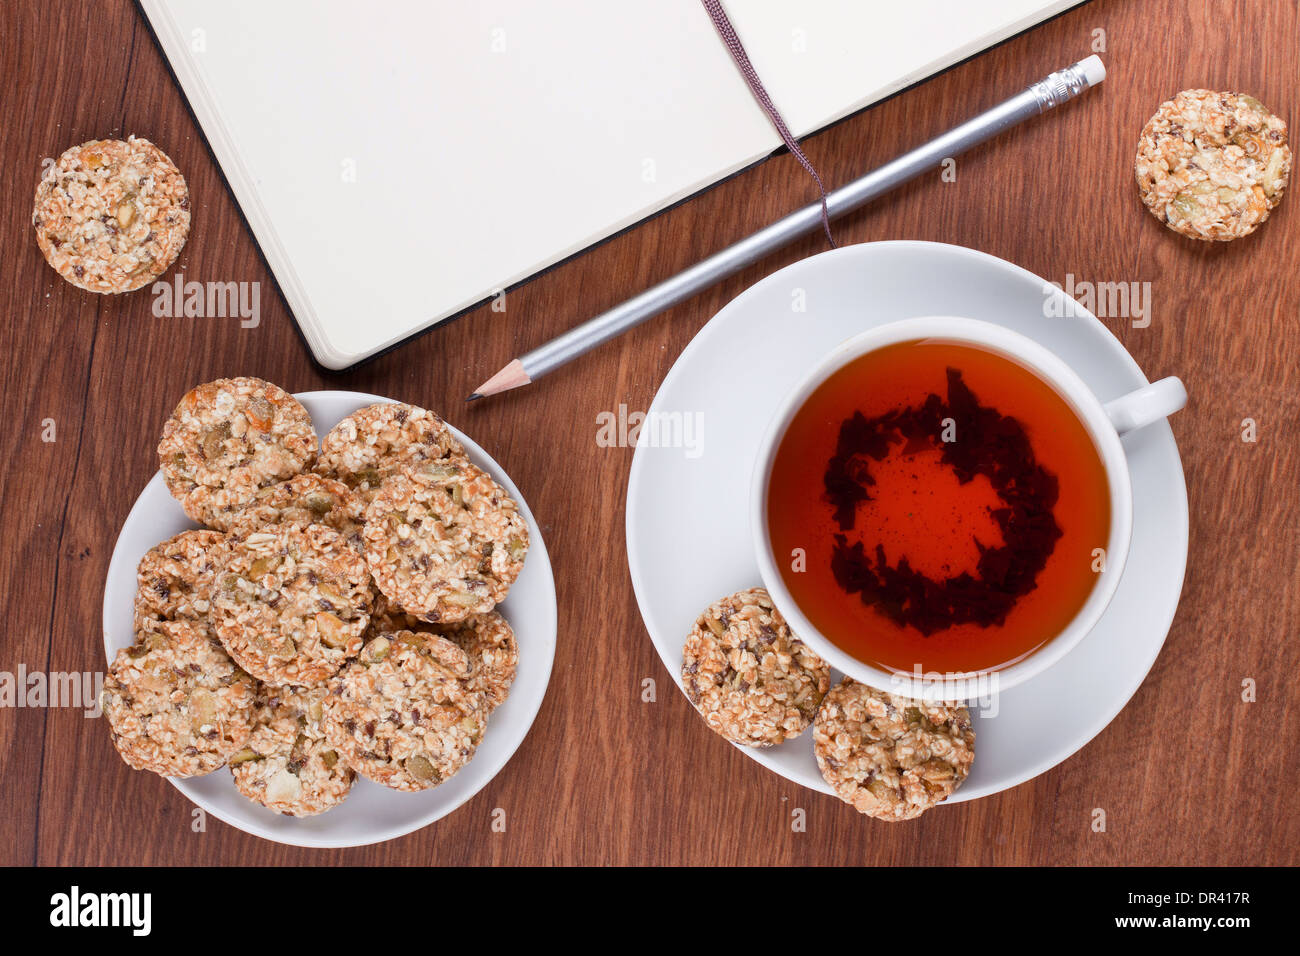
[701,0,837,247]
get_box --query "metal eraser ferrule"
[1030,55,1106,113]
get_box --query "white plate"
[626,241,1189,804]
[104,391,557,847]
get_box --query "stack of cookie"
[681,587,974,822]
[103,377,526,816]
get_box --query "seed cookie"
[438,612,518,714]
[316,403,465,503]
[158,377,318,529]
[813,679,974,821]
[363,459,528,623]
[224,473,364,552]
[1136,89,1291,241]
[367,597,518,714]
[230,684,355,816]
[323,630,485,791]
[365,592,423,636]
[102,618,257,777]
[33,136,191,293]
[133,528,226,630]
[681,588,829,747]
[211,522,374,686]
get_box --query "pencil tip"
[469,359,531,400]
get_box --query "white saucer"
[626,242,1188,804]
[103,391,557,847]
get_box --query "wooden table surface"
[2,0,1296,867]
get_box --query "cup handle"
[1102,376,1187,436]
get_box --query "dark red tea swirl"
[824,368,1063,636]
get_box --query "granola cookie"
[438,612,517,714]
[102,618,257,777]
[364,592,424,636]
[33,136,190,293]
[133,529,226,630]
[813,679,974,821]
[211,522,373,686]
[681,588,829,747]
[323,631,485,791]
[363,459,528,623]
[1136,89,1291,240]
[224,473,364,552]
[316,403,464,503]
[367,599,517,714]
[230,684,355,816]
[158,377,318,529]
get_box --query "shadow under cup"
[754,320,1134,700]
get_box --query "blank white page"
[142,0,1079,368]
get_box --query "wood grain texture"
[1,0,1296,866]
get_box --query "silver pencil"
[469,55,1106,400]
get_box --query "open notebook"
[140,0,1082,368]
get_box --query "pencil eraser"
[1079,54,1106,86]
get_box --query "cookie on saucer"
[368,597,518,715]
[158,377,318,529]
[322,630,486,791]
[211,522,373,686]
[362,459,528,623]
[681,587,829,748]
[813,679,974,821]
[133,528,226,631]
[316,403,464,504]
[440,612,518,715]
[102,618,257,777]
[224,473,364,553]
[230,684,355,816]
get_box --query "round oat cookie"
[211,522,374,686]
[230,684,355,816]
[316,403,464,503]
[438,612,517,714]
[813,679,975,821]
[681,587,829,748]
[1136,89,1291,241]
[367,598,518,714]
[133,528,226,630]
[360,597,478,683]
[365,591,424,637]
[158,377,318,529]
[102,618,257,777]
[33,136,191,293]
[224,473,364,552]
[363,459,528,623]
[323,630,485,791]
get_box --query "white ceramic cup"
[751,316,1186,701]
